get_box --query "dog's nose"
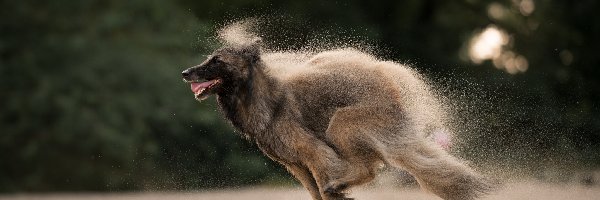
[181,69,191,79]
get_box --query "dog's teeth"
[195,88,205,95]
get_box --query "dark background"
[1,0,599,192]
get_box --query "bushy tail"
[385,139,497,200]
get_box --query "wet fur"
[184,44,493,200]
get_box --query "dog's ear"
[244,38,262,64]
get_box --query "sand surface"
[2,181,599,200]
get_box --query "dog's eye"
[212,56,223,64]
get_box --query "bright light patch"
[519,0,535,16]
[468,26,509,64]
[467,25,529,74]
[487,3,505,19]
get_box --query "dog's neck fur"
[217,63,285,140]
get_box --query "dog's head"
[182,41,261,101]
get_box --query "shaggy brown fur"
[182,41,492,200]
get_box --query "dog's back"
[264,48,447,136]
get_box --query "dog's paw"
[333,197,354,200]
[329,195,354,200]
[324,181,349,195]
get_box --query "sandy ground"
[2,181,599,200]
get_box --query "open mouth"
[190,78,222,100]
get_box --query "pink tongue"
[190,80,215,94]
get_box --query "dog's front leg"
[298,144,353,200]
[286,164,323,200]
[273,123,352,200]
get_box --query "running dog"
[182,40,492,200]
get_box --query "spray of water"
[200,17,598,198]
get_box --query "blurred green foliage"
[0,0,283,192]
[1,0,599,192]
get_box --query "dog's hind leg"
[384,139,493,200]
[321,106,395,195]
